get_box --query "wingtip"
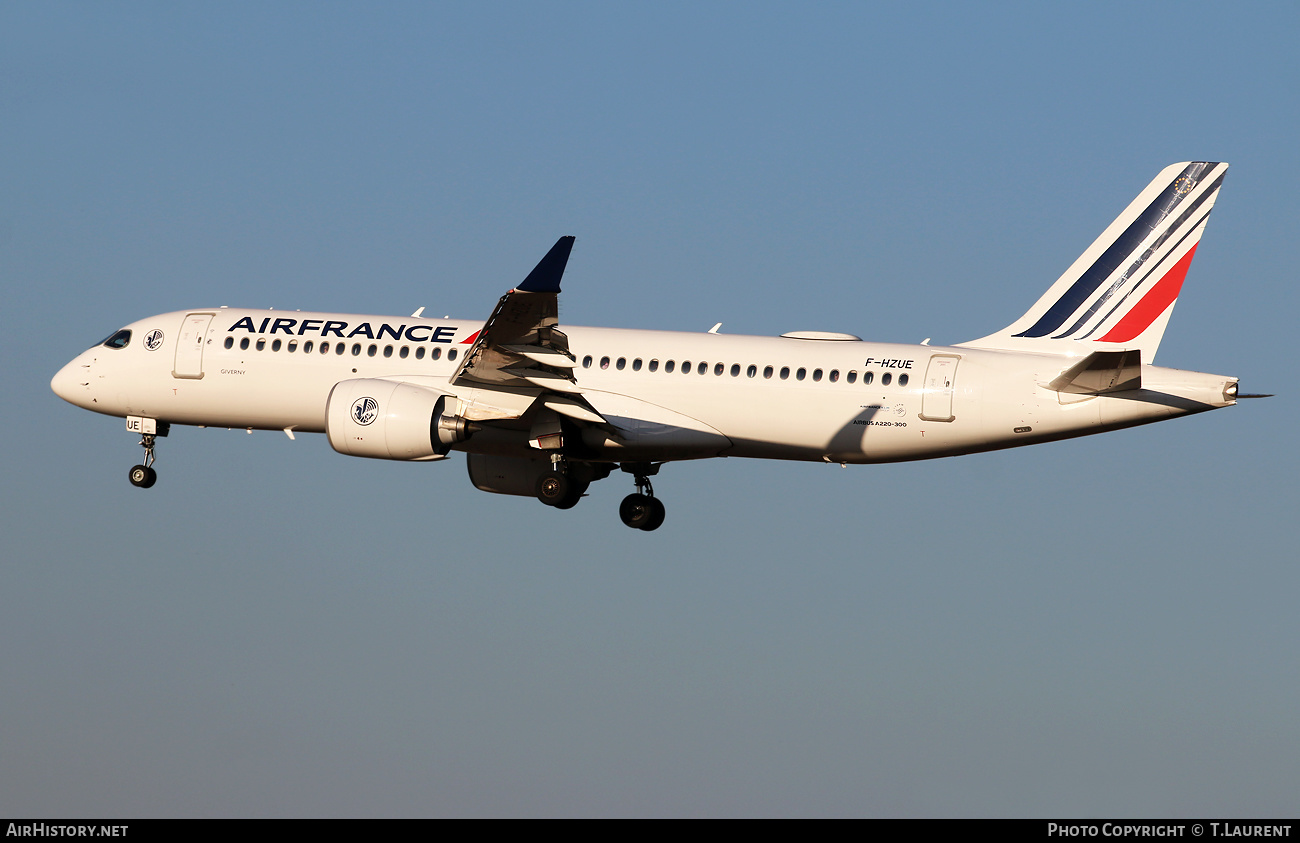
[516,236,576,293]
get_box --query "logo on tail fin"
[960,161,1228,361]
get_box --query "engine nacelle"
[466,453,554,496]
[326,379,467,461]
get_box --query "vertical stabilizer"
[959,162,1227,360]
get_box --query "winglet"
[516,236,576,293]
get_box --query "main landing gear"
[536,469,588,510]
[128,433,158,489]
[532,457,666,531]
[535,454,590,510]
[619,467,665,532]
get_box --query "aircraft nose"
[51,357,91,406]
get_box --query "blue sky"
[2,1,1296,817]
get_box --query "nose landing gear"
[128,432,161,488]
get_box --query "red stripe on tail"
[1098,243,1199,343]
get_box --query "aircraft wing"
[450,236,608,424]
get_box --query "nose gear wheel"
[128,433,159,488]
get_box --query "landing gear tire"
[620,493,665,531]
[129,464,157,489]
[536,470,573,507]
[129,431,161,488]
[641,496,666,531]
[552,479,588,510]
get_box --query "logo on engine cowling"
[351,396,379,426]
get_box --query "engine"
[325,379,471,460]
[465,453,554,496]
[467,453,613,497]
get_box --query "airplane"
[51,161,1259,531]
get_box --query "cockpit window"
[99,329,131,349]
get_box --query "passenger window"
[304,340,314,353]
[367,344,377,357]
[383,345,393,358]
[416,347,426,359]
[796,368,806,381]
[617,358,626,370]
[632,358,642,371]
[336,343,346,355]
[431,347,441,360]
[882,373,892,386]
[649,359,659,372]
[256,338,266,351]
[812,368,822,382]
[288,340,298,353]
[271,339,282,352]
[319,342,329,354]
[697,362,707,375]
[899,374,909,387]
[224,337,234,349]
[764,366,773,379]
[240,338,250,351]
[681,360,690,373]
[714,363,725,376]
[600,356,610,369]
[863,371,874,385]
[665,360,676,373]
[351,343,361,356]
[829,369,839,382]
[846,371,856,383]
[780,366,790,380]
[448,349,458,361]
[583,355,593,368]
[399,346,409,359]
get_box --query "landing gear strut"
[128,434,158,489]
[619,466,665,531]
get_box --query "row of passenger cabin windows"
[216,335,908,387]
[580,355,909,387]
[222,335,460,361]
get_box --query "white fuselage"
[51,308,1238,465]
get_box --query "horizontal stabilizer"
[1046,350,1142,394]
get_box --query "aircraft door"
[919,354,960,421]
[173,313,214,379]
